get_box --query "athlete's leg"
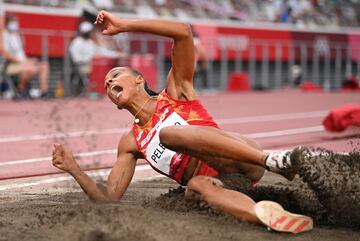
[199,155,264,182]
[185,176,261,224]
[228,131,262,151]
[226,132,265,180]
[160,125,295,180]
[159,125,266,169]
[186,176,313,233]
[185,131,264,181]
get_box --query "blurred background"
[0,0,359,100]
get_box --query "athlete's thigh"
[199,155,264,181]
[227,131,262,151]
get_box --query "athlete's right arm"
[95,11,195,100]
[52,132,138,201]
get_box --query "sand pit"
[0,162,359,241]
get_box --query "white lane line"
[0,128,129,143]
[0,110,327,143]
[0,149,117,167]
[217,111,327,125]
[0,165,157,191]
[0,125,326,167]
[245,126,324,138]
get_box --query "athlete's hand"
[95,10,122,35]
[52,144,80,174]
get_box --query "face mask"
[7,22,19,32]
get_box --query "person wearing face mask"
[0,0,9,99]
[69,21,124,96]
[2,15,51,99]
[69,21,99,96]
[69,21,97,81]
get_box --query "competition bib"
[145,111,189,175]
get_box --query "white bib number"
[145,112,188,175]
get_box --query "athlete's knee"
[188,176,224,194]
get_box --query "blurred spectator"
[0,0,9,99]
[2,15,51,99]
[69,21,97,95]
[290,64,302,86]
[91,0,114,10]
[135,0,158,18]
[2,0,360,28]
[69,21,126,95]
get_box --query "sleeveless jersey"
[132,90,219,184]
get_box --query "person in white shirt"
[69,21,97,95]
[69,21,125,95]
[3,15,51,99]
[69,21,97,76]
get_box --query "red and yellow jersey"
[132,90,219,184]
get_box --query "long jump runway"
[0,90,359,182]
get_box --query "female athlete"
[52,10,312,234]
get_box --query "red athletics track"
[0,89,359,180]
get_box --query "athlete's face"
[104,67,140,109]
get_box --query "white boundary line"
[0,149,117,167]
[0,128,129,143]
[0,165,158,191]
[245,126,324,138]
[0,111,327,144]
[216,111,327,125]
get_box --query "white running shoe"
[254,201,313,234]
[265,151,296,181]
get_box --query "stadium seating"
[4,0,360,27]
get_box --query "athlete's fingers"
[95,11,104,24]
[100,10,106,18]
[53,157,63,165]
[56,144,65,155]
[53,144,62,156]
[95,17,101,24]
[99,11,106,21]
[96,17,103,24]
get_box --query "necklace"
[133,97,156,124]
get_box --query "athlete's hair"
[129,68,158,96]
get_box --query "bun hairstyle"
[130,68,158,97]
